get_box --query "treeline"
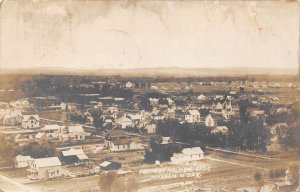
[154,119,269,152]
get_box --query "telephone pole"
[299,1,300,79]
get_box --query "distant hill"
[0,67,297,77]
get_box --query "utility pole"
[299,1,300,79]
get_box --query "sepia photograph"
[0,0,299,191]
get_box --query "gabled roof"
[99,161,112,167]
[41,124,64,131]
[68,125,84,133]
[117,116,132,122]
[35,132,45,139]
[163,108,175,113]
[22,115,40,122]
[187,110,200,116]
[181,147,204,155]
[16,155,33,162]
[128,114,141,120]
[61,148,88,160]
[34,157,61,168]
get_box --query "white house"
[21,115,40,129]
[125,81,134,89]
[116,116,133,129]
[197,94,206,101]
[41,124,65,138]
[10,98,30,109]
[15,155,33,168]
[211,126,229,134]
[170,147,204,164]
[27,157,62,180]
[185,110,200,123]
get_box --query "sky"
[0,0,299,70]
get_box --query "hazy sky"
[0,0,299,69]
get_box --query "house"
[143,119,157,134]
[27,157,62,180]
[61,148,89,165]
[125,81,134,89]
[3,110,22,125]
[197,94,206,101]
[250,110,266,120]
[170,147,204,164]
[185,110,200,123]
[149,98,159,106]
[104,131,143,152]
[10,98,30,109]
[211,126,229,134]
[21,115,40,129]
[41,124,65,138]
[162,108,175,119]
[205,114,215,127]
[99,161,121,171]
[152,110,164,121]
[35,133,48,144]
[116,116,133,129]
[161,137,172,144]
[15,155,33,168]
[59,125,86,142]
[128,114,142,127]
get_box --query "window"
[57,170,59,174]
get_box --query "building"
[59,125,86,142]
[60,148,89,165]
[185,110,200,123]
[15,155,33,168]
[162,108,176,119]
[104,131,143,152]
[98,161,121,171]
[21,115,40,129]
[2,110,22,126]
[170,147,204,163]
[35,132,48,144]
[41,124,65,138]
[143,119,157,134]
[211,126,229,134]
[27,157,62,180]
[125,81,134,89]
[10,98,30,109]
[197,94,206,101]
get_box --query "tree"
[21,142,56,159]
[138,97,152,112]
[156,119,181,138]
[239,100,250,123]
[0,136,19,166]
[91,109,104,132]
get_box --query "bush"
[254,172,262,181]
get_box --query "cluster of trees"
[0,136,19,166]
[144,136,186,163]
[155,118,268,152]
[101,84,133,98]
[20,142,56,159]
[70,113,88,124]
